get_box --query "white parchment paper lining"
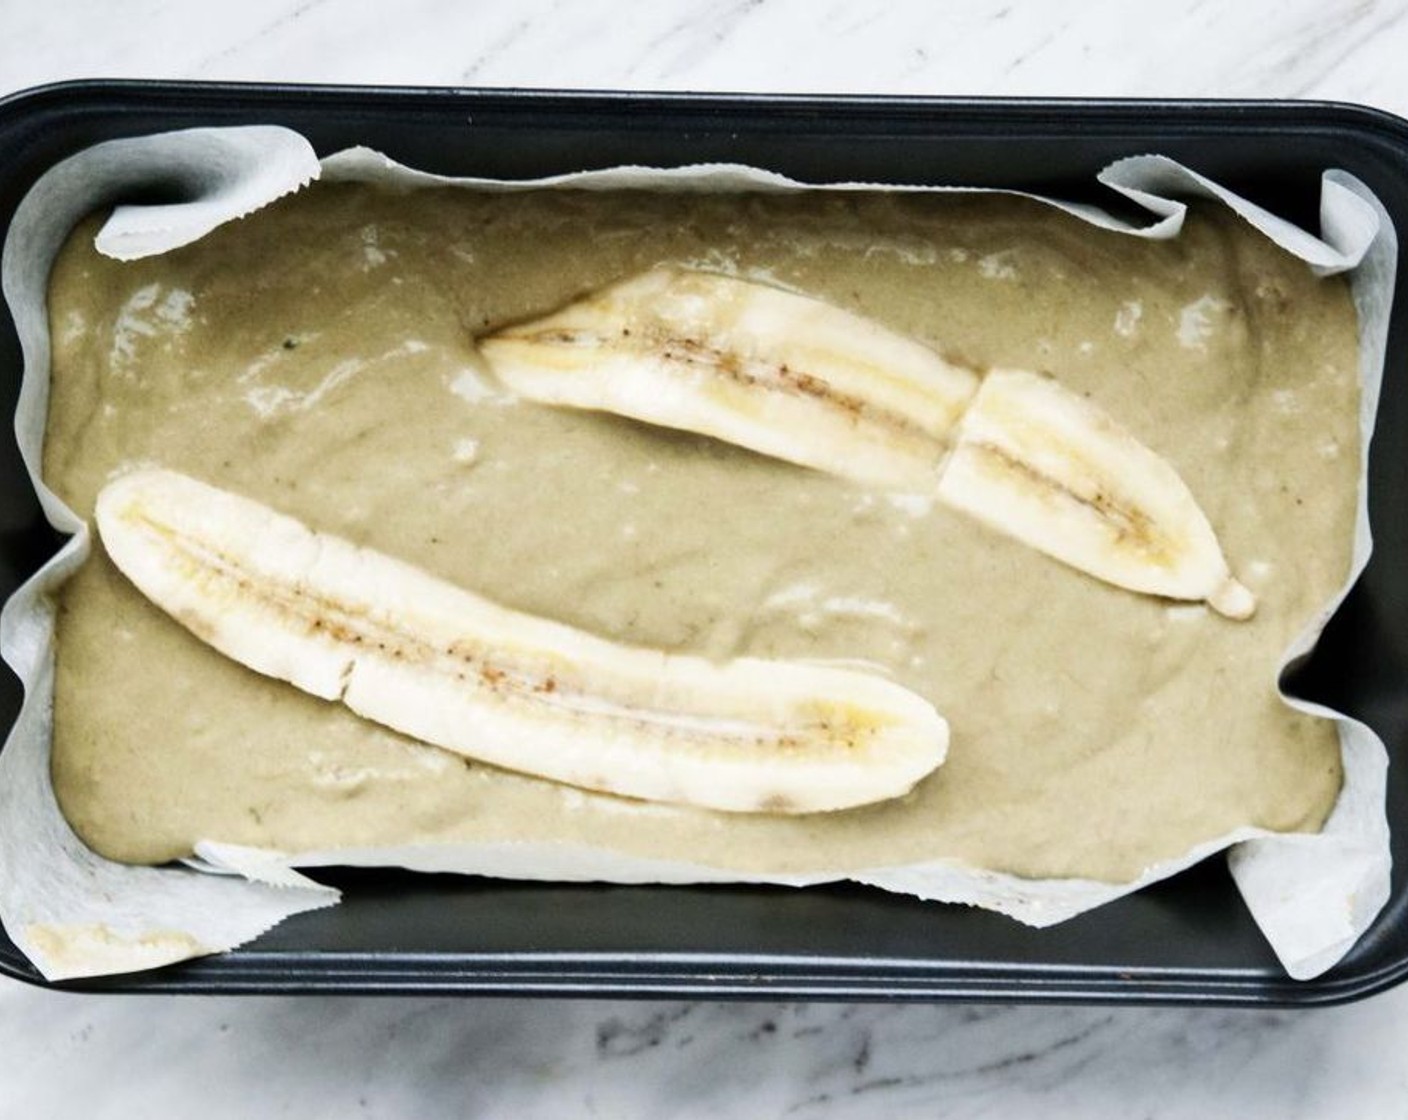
[0,126,1393,982]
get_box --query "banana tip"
[1209,578,1257,621]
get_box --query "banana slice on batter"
[481,268,1253,619]
[95,469,949,814]
[480,266,981,492]
[935,368,1254,619]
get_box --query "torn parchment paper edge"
[0,126,1391,982]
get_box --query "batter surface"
[43,183,1358,881]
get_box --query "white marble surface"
[3,1,1408,1116]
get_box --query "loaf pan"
[0,80,1405,1004]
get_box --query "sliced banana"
[484,267,1253,619]
[934,368,1255,619]
[479,267,980,492]
[95,469,949,814]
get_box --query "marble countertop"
[4,1,1408,1116]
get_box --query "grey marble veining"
[4,986,1408,1118]
[3,1,1408,1116]
[4,0,1408,111]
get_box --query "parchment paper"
[0,126,1392,982]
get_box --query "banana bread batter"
[42,183,1358,882]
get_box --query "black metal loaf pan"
[1,81,1406,1004]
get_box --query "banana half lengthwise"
[94,469,950,815]
[937,368,1256,620]
[479,266,983,493]
[480,268,1255,620]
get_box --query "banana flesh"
[935,369,1255,620]
[95,469,949,814]
[481,268,1254,619]
[480,267,981,492]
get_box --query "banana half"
[480,268,1255,620]
[95,469,949,814]
[936,369,1255,620]
[480,267,981,492]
